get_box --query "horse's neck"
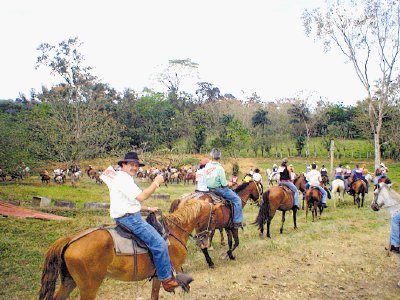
[236,187,252,207]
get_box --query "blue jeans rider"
[204,148,243,228]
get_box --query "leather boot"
[162,276,180,292]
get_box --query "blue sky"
[0,0,368,105]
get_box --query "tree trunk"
[374,132,380,170]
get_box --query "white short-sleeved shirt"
[252,172,262,182]
[306,169,322,187]
[196,168,209,192]
[109,171,142,218]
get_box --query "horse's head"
[194,202,224,249]
[371,181,395,211]
[233,180,263,206]
[294,173,306,192]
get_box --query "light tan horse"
[39,200,222,300]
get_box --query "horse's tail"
[254,190,270,230]
[39,236,73,300]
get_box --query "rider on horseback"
[305,163,328,208]
[334,164,344,181]
[204,148,243,229]
[348,164,369,194]
[195,158,209,192]
[320,165,329,182]
[278,158,300,210]
[109,152,180,292]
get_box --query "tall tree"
[251,109,271,156]
[287,99,311,156]
[35,37,126,165]
[303,0,400,168]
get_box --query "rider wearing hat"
[277,158,300,210]
[107,152,180,292]
[204,148,243,229]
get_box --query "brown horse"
[351,179,366,208]
[254,173,306,239]
[170,180,263,268]
[39,200,221,300]
[305,187,324,222]
[40,174,51,184]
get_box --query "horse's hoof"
[208,264,215,269]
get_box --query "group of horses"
[38,166,381,299]
[0,166,29,182]
[138,167,197,186]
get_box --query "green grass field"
[0,156,399,299]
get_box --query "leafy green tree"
[295,136,306,156]
[190,109,210,153]
[35,37,126,164]
[0,113,31,171]
[251,109,271,156]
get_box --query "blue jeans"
[280,181,299,208]
[115,212,172,281]
[391,212,400,247]
[335,175,344,181]
[311,185,327,204]
[214,187,243,223]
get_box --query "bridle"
[161,202,215,250]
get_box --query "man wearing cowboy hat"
[108,152,180,292]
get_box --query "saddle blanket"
[106,228,149,256]
[65,226,151,256]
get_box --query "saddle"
[307,186,322,199]
[278,184,295,200]
[107,212,169,256]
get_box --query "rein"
[160,202,215,250]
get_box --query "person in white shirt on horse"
[305,163,328,208]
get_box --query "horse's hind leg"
[54,273,76,300]
[280,211,286,234]
[219,228,226,246]
[227,228,239,260]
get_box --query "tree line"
[2,0,400,171]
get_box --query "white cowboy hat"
[380,163,385,167]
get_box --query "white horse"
[371,181,400,288]
[331,179,345,208]
[266,169,279,186]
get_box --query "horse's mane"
[234,181,250,193]
[165,199,203,226]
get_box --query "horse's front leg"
[293,208,298,230]
[201,248,215,268]
[151,278,161,300]
[280,211,286,234]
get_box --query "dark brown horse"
[305,187,324,222]
[40,174,51,184]
[351,179,366,208]
[254,174,306,238]
[39,200,221,300]
[170,180,263,268]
